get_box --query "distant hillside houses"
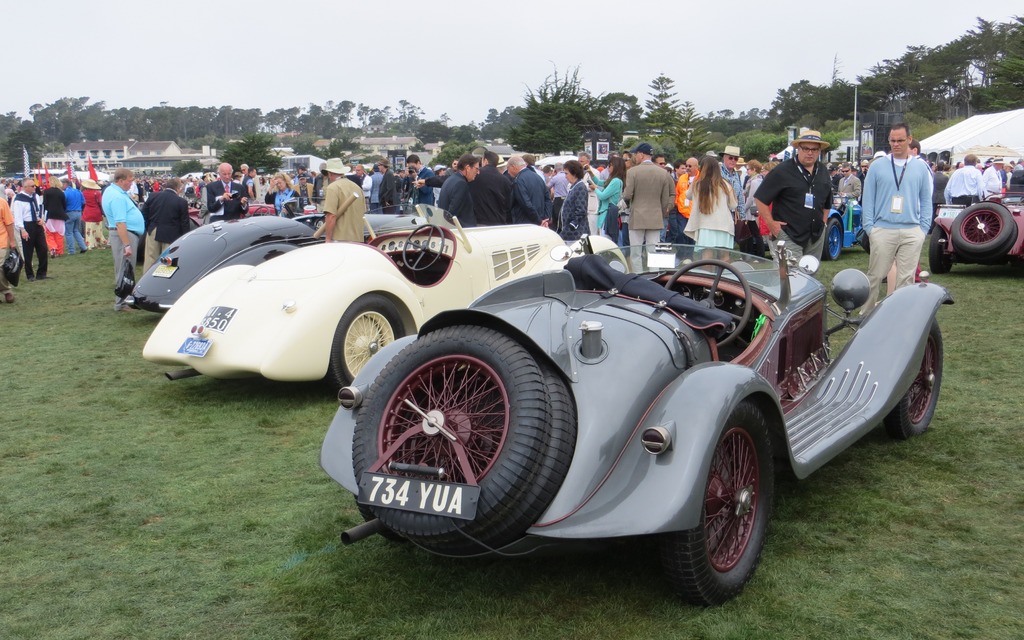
[41,140,219,174]
[355,135,420,155]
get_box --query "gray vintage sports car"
[320,240,952,606]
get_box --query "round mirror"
[798,254,820,275]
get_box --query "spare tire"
[352,325,576,555]
[950,202,1017,260]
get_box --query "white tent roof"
[919,109,1024,161]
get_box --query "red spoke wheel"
[661,400,773,605]
[373,355,510,485]
[950,203,1017,261]
[352,325,576,554]
[884,320,943,440]
[705,427,761,572]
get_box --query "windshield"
[414,203,460,229]
[592,243,783,300]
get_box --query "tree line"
[1,16,1020,173]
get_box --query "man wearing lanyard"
[754,130,833,260]
[860,123,932,312]
[102,168,146,312]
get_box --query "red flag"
[44,165,52,189]
[66,155,75,183]
[87,156,98,181]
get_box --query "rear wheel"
[661,400,773,605]
[352,325,575,555]
[928,229,952,274]
[326,294,403,389]
[884,320,943,440]
[822,218,843,261]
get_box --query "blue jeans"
[667,211,694,245]
[65,210,87,254]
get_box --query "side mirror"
[798,255,820,275]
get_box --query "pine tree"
[644,75,681,133]
[667,102,713,158]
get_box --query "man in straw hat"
[720,145,746,228]
[320,158,367,243]
[753,129,833,260]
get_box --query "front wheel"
[326,294,403,389]
[661,400,774,606]
[884,320,943,440]
[822,218,843,261]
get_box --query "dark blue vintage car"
[823,195,864,261]
[321,240,951,606]
[131,206,426,312]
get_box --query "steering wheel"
[401,224,446,272]
[664,259,753,348]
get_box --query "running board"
[784,361,879,478]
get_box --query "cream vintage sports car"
[143,205,617,388]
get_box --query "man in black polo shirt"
[754,130,833,260]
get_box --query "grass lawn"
[1,244,1021,640]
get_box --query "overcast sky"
[5,2,1020,127]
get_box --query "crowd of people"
[4,129,1022,312]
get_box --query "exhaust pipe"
[165,368,201,381]
[341,518,386,545]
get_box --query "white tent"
[31,169,111,183]
[537,155,579,167]
[918,109,1024,162]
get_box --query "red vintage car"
[930,192,1024,273]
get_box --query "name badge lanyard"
[799,159,817,209]
[890,158,907,213]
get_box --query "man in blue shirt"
[860,123,932,312]
[62,178,87,254]
[102,168,146,311]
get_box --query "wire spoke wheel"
[907,332,938,424]
[344,311,397,381]
[661,400,773,606]
[375,355,509,485]
[705,427,760,572]
[327,294,403,389]
[352,325,576,554]
[884,320,943,440]
[951,203,1017,260]
[959,209,1002,244]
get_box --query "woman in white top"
[684,156,738,249]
